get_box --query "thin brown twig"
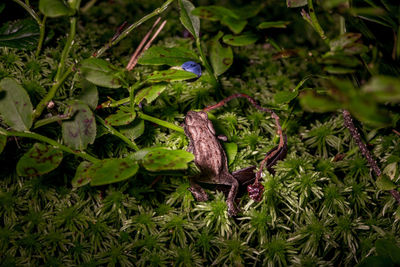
[392,129,400,137]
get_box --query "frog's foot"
[227,202,240,217]
[188,178,208,201]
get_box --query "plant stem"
[195,38,219,89]
[306,0,329,44]
[13,0,41,25]
[0,128,99,163]
[81,0,97,13]
[55,17,77,82]
[36,16,47,57]
[94,0,175,58]
[95,116,139,151]
[137,112,184,133]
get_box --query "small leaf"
[142,148,195,172]
[16,143,63,176]
[375,239,400,264]
[286,0,307,8]
[62,101,96,150]
[330,33,362,52]
[0,19,39,50]
[363,76,400,103]
[321,54,361,67]
[258,21,290,29]
[76,78,98,110]
[0,134,6,154]
[299,90,341,113]
[0,78,33,131]
[138,46,198,66]
[146,69,198,83]
[135,83,168,104]
[324,66,356,74]
[90,158,139,186]
[71,161,92,187]
[39,0,74,17]
[192,6,239,21]
[80,58,121,88]
[223,142,237,165]
[347,97,392,128]
[105,109,136,126]
[179,0,200,38]
[221,16,247,34]
[274,91,298,104]
[120,119,145,141]
[210,32,233,76]
[376,175,396,190]
[222,33,258,46]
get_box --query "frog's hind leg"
[188,177,208,202]
[220,174,239,216]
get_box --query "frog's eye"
[185,114,194,125]
[199,111,208,120]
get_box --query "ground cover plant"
[1,0,400,265]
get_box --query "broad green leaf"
[376,239,400,264]
[90,158,139,186]
[210,32,233,76]
[179,0,200,38]
[258,21,290,29]
[347,97,392,128]
[286,0,307,8]
[356,256,394,267]
[39,0,74,17]
[221,16,247,34]
[363,76,400,103]
[192,6,239,21]
[135,84,168,104]
[105,109,136,126]
[299,90,341,112]
[120,119,145,141]
[321,54,361,67]
[138,46,198,66]
[76,78,98,110]
[146,69,197,83]
[80,58,121,88]
[62,101,96,150]
[0,134,6,154]
[223,142,237,165]
[0,19,39,50]
[0,78,33,131]
[16,143,63,176]
[376,174,396,190]
[274,91,298,104]
[142,148,195,172]
[222,33,258,46]
[71,161,92,187]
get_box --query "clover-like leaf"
[363,76,400,103]
[120,119,145,141]
[39,0,74,18]
[105,109,136,126]
[16,143,63,177]
[135,84,168,104]
[222,33,258,46]
[145,69,197,83]
[90,158,139,186]
[0,78,33,131]
[274,91,298,104]
[210,32,233,76]
[76,78,98,110]
[62,101,96,150]
[138,46,198,66]
[299,90,341,113]
[0,19,39,50]
[80,58,121,88]
[142,148,194,172]
[223,142,237,166]
[179,0,200,38]
[71,161,93,187]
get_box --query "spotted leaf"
[142,148,194,172]
[89,158,139,186]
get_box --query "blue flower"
[181,61,202,77]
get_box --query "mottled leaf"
[299,90,341,112]
[376,239,400,264]
[138,46,198,66]
[16,143,63,177]
[0,19,39,50]
[210,32,233,76]
[146,69,197,83]
[221,16,247,34]
[223,142,237,165]
[258,21,290,29]
[105,109,136,126]
[39,0,74,17]
[90,158,139,186]
[76,78,98,110]
[363,76,400,103]
[179,0,200,38]
[135,83,168,104]
[120,119,145,141]
[287,0,307,8]
[222,33,258,46]
[274,91,298,104]
[0,134,6,154]
[376,174,396,190]
[71,161,92,187]
[80,58,121,88]
[0,78,33,131]
[62,101,96,150]
[142,148,195,172]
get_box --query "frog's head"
[184,111,208,126]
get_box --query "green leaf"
[330,33,362,52]
[375,239,400,264]
[286,0,307,8]
[221,16,247,34]
[142,148,195,172]
[324,66,356,74]
[0,19,39,50]
[274,91,298,104]
[258,21,291,29]
[0,78,33,131]
[0,3,5,14]
[179,0,200,38]
[222,33,258,46]
[321,54,361,67]
[347,97,392,128]
[363,76,400,103]
[76,78,98,110]
[71,161,92,187]
[223,142,237,165]
[376,175,396,190]
[80,58,121,88]
[135,83,168,104]
[16,143,63,177]
[299,90,341,112]
[0,134,6,155]
[210,32,233,76]
[39,0,74,18]
[120,119,145,141]
[395,206,400,220]
[105,109,136,126]
[146,69,198,83]
[62,101,96,150]
[356,256,394,267]
[192,6,239,21]
[138,46,198,66]
[90,158,139,186]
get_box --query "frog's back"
[194,132,226,177]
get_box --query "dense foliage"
[1,0,400,265]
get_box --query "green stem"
[138,112,184,133]
[12,0,41,25]
[33,113,72,129]
[0,128,99,163]
[36,16,47,57]
[195,38,219,89]
[94,0,175,58]
[95,115,139,151]
[81,0,98,13]
[307,0,329,44]
[55,17,77,82]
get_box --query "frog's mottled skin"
[184,111,239,216]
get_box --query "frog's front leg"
[220,173,239,216]
[188,177,208,201]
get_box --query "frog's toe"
[227,204,240,217]
[188,187,208,202]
